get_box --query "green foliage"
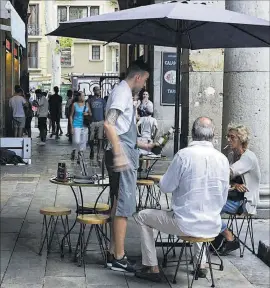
[110,0,118,7]
[59,37,73,48]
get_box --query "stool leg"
[191,243,205,287]
[83,225,94,255]
[66,215,72,253]
[38,215,52,255]
[78,224,86,267]
[47,216,59,253]
[165,194,170,209]
[249,217,255,254]
[74,223,83,262]
[184,242,191,288]
[206,243,215,288]
[172,241,186,284]
[96,225,107,267]
[189,245,195,269]
[210,243,223,271]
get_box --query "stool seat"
[80,203,110,212]
[40,207,71,216]
[137,179,155,186]
[148,175,163,183]
[180,236,215,243]
[77,214,110,225]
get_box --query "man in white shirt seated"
[134,117,230,282]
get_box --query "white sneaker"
[39,142,46,146]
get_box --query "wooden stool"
[136,179,155,210]
[75,214,110,267]
[148,174,170,209]
[173,236,223,288]
[39,207,72,255]
[77,202,110,214]
[227,212,255,257]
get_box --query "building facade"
[28,0,119,95]
[0,0,29,136]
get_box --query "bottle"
[156,127,175,147]
[151,127,175,155]
[57,162,67,181]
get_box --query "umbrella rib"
[229,23,270,46]
[103,19,147,46]
[182,21,207,33]
[152,19,177,33]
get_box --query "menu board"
[160,52,177,105]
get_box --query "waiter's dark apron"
[105,107,139,217]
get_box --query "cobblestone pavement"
[1,122,269,288]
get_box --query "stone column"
[223,0,270,216]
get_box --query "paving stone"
[2,239,47,286]
[43,276,86,288]
[85,264,128,286]
[46,253,85,277]
[1,283,43,288]
[1,205,29,219]
[0,233,18,251]
[5,194,33,206]
[0,218,24,233]
[19,220,43,239]
[1,250,12,282]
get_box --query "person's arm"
[69,103,75,133]
[86,103,92,117]
[230,153,254,179]
[137,118,142,136]
[159,153,182,194]
[104,109,129,171]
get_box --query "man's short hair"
[126,60,150,79]
[192,117,215,142]
[67,90,73,97]
[14,85,21,93]
[42,91,47,97]
[93,86,100,92]
[35,89,42,95]
[54,86,59,93]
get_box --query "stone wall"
[153,0,225,155]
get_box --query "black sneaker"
[191,267,208,278]
[135,268,162,283]
[219,239,240,256]
[106,252,114,268]
[111,255,135,273]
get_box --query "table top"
[140,155,167,161]
[50,177,110,187]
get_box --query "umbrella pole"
[173,45,182,155]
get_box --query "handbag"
[83,104,90,127]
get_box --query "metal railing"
[28,24,42,36]
[28,57,38,69]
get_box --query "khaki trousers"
[134,209,206,267]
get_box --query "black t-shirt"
[49,94,62,115]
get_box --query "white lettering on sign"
[167,89,176,93]
[165,61,176,65]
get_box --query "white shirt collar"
[189,141,214,147]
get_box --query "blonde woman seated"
[217,124,261,255]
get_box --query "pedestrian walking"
[36,90,49,146]
[49,86,62,139]
[9,85,26,137]
[69,91,91,160]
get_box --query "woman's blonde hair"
[227,123,250,149]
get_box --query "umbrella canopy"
[48,1,270,49]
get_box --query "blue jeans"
[221,200,244,232]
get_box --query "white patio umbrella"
[48,0,270,153]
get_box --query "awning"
[4,1,26,48]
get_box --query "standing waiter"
[104,60,154,273]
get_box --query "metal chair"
[74,214,110,267]
[173,236,223,288]
[227,212,255,257]
[39,207,72,255]
[136,179,155,210]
